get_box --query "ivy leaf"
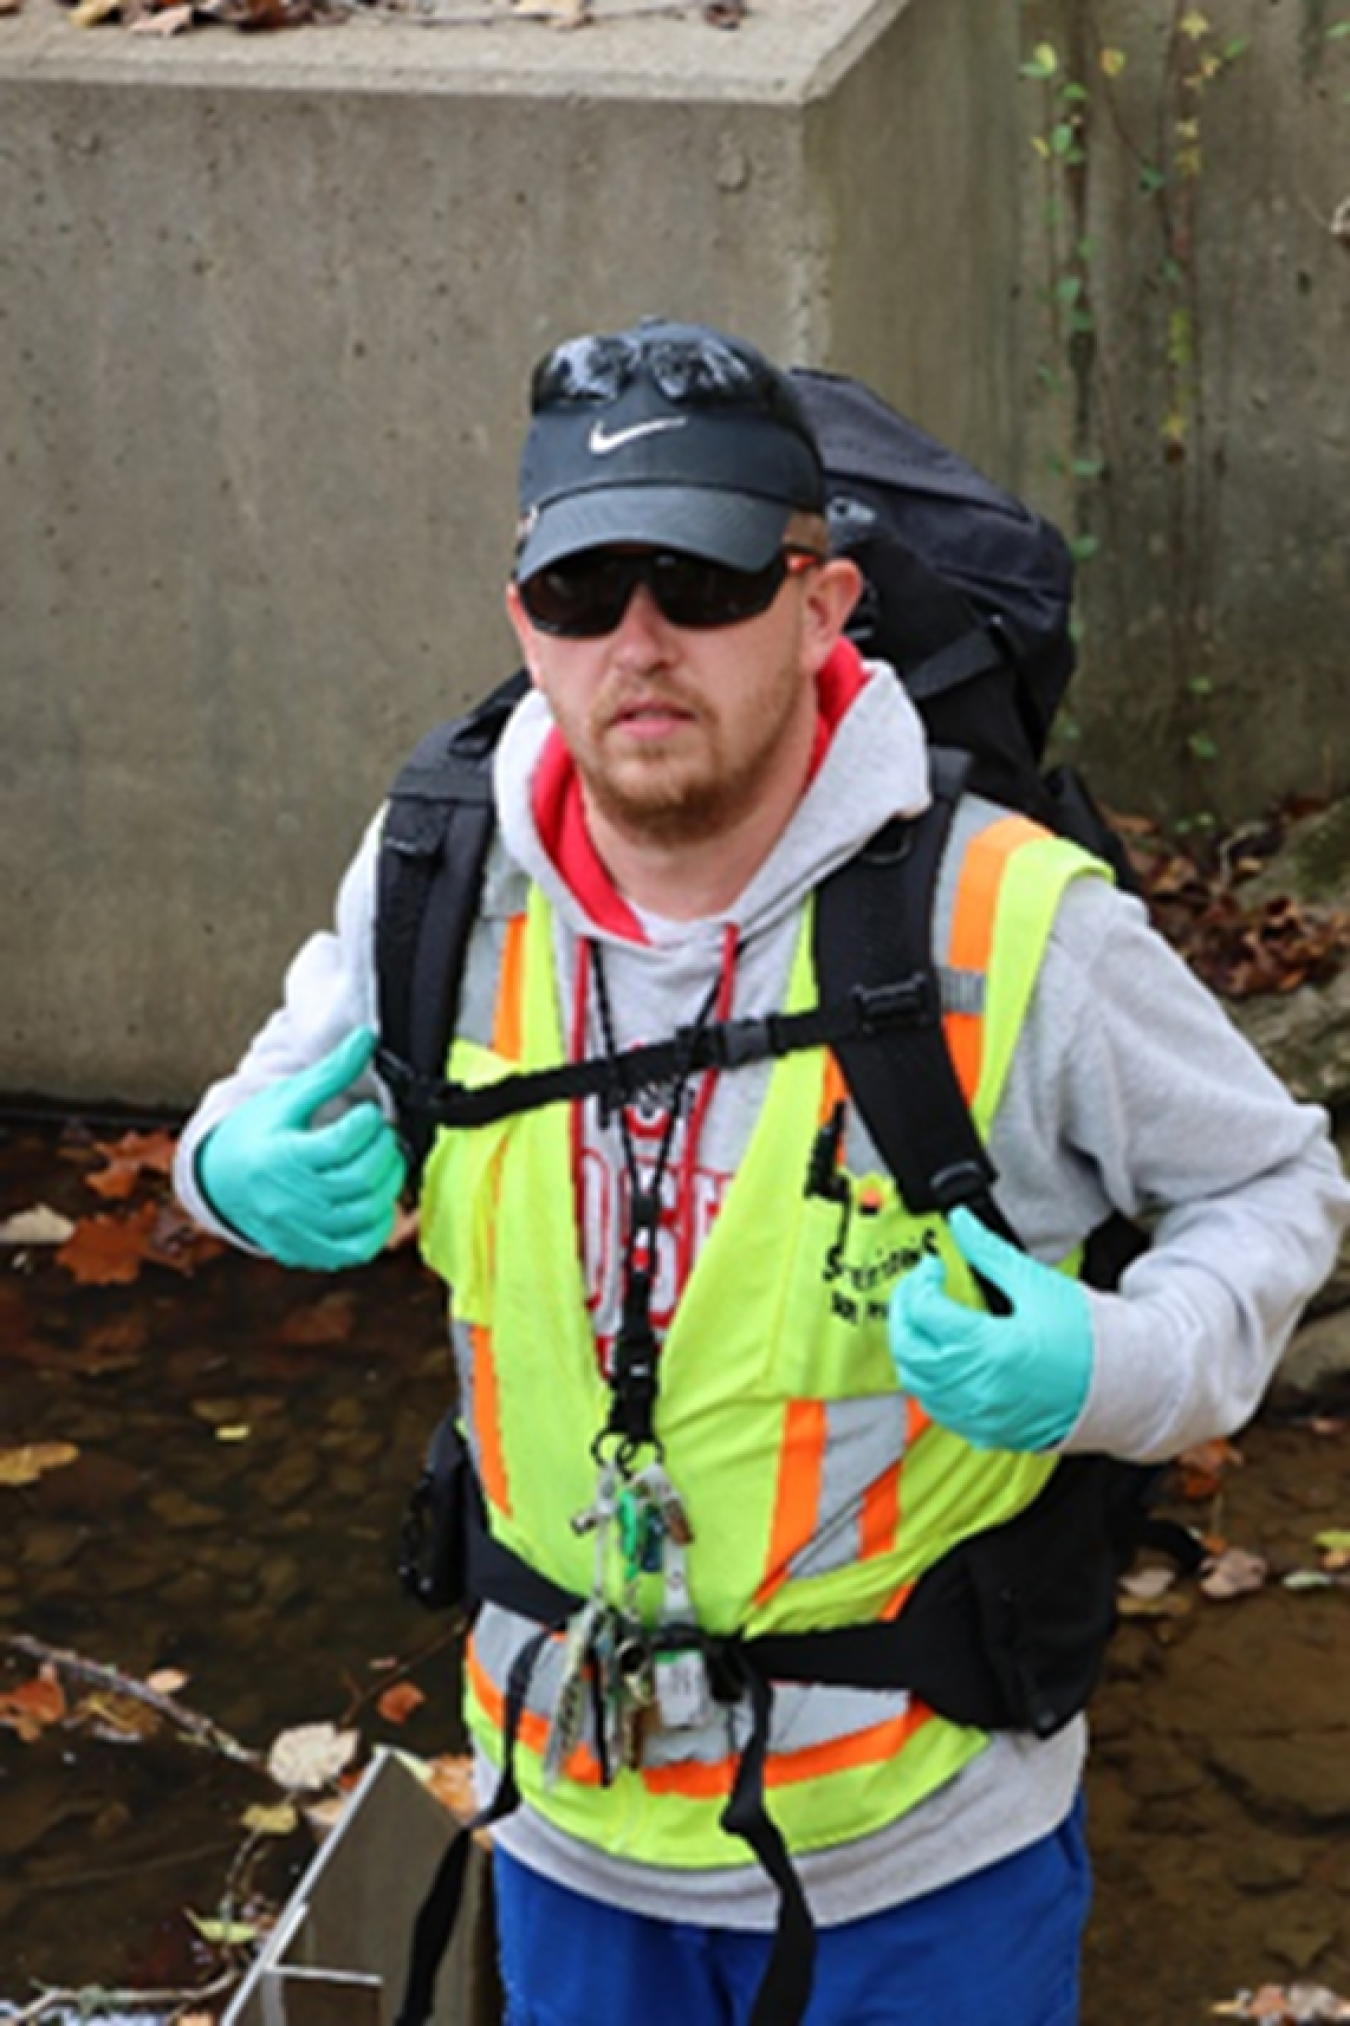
[1020,41,1059,80]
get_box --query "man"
[176,318,1349,2026]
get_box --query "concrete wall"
[0,0,1023,1105]
[1016,0,1350,822]
[1,0,1347,1105]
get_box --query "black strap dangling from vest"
[717,1656,818,2026]
[393,1622,556,2026]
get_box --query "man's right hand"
[197,1027,406,1271]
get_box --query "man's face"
[506,542,861,852]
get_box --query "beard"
[580,750,754,849]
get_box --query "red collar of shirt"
[530,636,870,945]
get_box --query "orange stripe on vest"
[467,1637,603,1786]
[753,1398,827,1608]
[943,815,1045,1103]
[641,1699,932,1801]
[471,1322,513,1519]
[493,913,529,1061]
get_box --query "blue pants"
[494,1798,1091,2026]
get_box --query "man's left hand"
[888,1206,1093,1451]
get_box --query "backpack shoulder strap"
[375,671,528,1180]
[813,747,1019,1245]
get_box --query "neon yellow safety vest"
[419,810,1108,1870]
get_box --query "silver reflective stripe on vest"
[783,1395,908,1585]
[472,1601,912,1770]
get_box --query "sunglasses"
[516,545,824,638]
[531,331,809,433]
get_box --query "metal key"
[543,1599,600,1788]
[616,1633,655,1771]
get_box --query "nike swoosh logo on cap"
[588,416,689,455]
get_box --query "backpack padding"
[813,748,1017,1240]
[791,368,1076,757]
[376,672,527,1174]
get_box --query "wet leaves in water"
[376,1679,427,1726]
[57,1201,163,1284]
[77,1689,165,1743]
[0,1666,68,1741]
[266,1721,361,1793]
[53,1132,224,1285]
[85,1129,179,1201]
[186,1908,263,1948]
[242,1800,301,1837]
[0,1440,80,1486]
[0,1203,76,1246]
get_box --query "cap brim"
[515,485,792,580]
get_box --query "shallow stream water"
[1,1110,1347,2021]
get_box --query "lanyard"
[589,942,721,1469]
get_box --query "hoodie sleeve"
[172,813,386,1243]
[988,877,1350,1463]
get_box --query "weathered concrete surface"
[1018,0,1350,824]
[0,0,1026,1105]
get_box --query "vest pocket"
[774,1173,941,1400]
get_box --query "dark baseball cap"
[514,318,827,581]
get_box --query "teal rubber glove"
[888,1205,1093,1451]
[197,1027,405,1271]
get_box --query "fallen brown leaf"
[377,1680,427,1726]
[56,1202,159,1285]
[1176,1437,1244,1501]
[85,1129,177,1201]
[0,1441,80,1488]
[0,1668,68,1741]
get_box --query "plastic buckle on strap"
[929,1160,997,1213]
[850,974,935,1031]
[374,1043,415,1099]
[702,1015,779,1071]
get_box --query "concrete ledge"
[0,0,903,100]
